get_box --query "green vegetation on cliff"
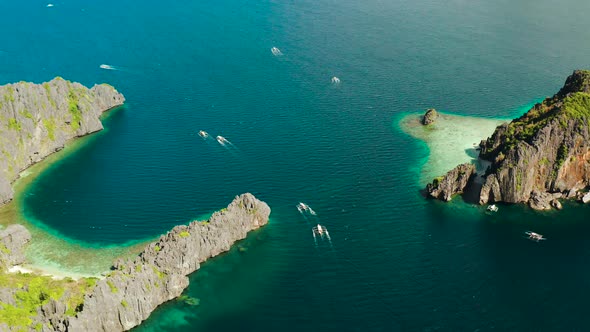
[0,272,98,329]
[561,92,590,122]
[68,89,82,130]
[482,70,590,160]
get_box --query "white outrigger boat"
[525,231,546,242]
[198,130,208,138]
[296,202,317,215]
[312,223,330,238]
[313,224,327,236]
[486,204,498,212]
[216,135,228,144]
[297,202,309,212]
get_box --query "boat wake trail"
[215,135,242,156]
[296,202,316,216]
[312,224,333,249]
[99,64,118,71]
[295,202,403,329]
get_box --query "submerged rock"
[426,163,475,201]
[582,192,590,204]
[178,295,200,306]
[422,108,438,125]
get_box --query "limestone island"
[0,78,271,331]
[426,70,590,210]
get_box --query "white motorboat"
[525,231,546,242]
[216,135,228,144]
[486,204,498,212]
[271,47,282,56]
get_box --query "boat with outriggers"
[525,231,546,242]
[296,202,316,215]
[297,202,310,213]
[486,204,498,212]
[216,135,228,144]
[198,130,208,138]
[313,224,327,237]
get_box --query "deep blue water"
[2,0,590,330]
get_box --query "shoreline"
[7,264,102,281]
[0,104,148,277]
[398,110,507,184]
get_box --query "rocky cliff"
[426,163,475,201]
[0,77,125,204]
[0,225,32,268]
[22,193,270,332]
[426,70,590,209]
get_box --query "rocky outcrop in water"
[28,193,270,332]
[422,108,438,125]
[0,77,124,205]
[426,163,475,201]
[427,70,590,209]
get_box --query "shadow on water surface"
[419,198,590,330]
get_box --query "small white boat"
[216,135,228,144]
[296,202,316,215]
[331,76,341,84]
[313,224,326,236]
[297,202,309,212]
[271,47,282,56]
[99,64,115,70]
[486,204,498,212]
[312,223,332,245]
[198,130,208,138]
[47,3,54,7]
[525,231,546,242]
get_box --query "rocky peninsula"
[0,77,125,206]
[0,78,272,331]
[0,193,270,331]
[426,70,590,210]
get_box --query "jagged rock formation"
[0,78,269,332]
[28,193,270,332]
[426,70,590,209]
[426,163,475,201]
[0,225,31,267]
[422,108,438,125]
[0,77,124,205]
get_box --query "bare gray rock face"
[0,224,32,267]
[32,193,270,332]
[426,163,475,201]
[528,191,554,210]
[428,70,590,210]
[0,77,124,205]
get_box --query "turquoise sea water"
[2,0,590,330]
